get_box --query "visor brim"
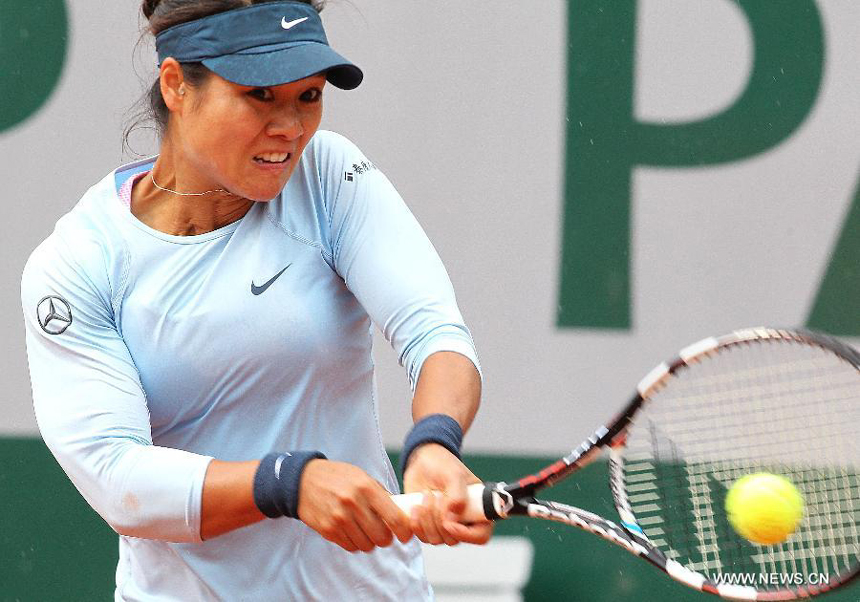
[202,42,363,89]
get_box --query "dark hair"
[124,0,324,154]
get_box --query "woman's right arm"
[22,237,214,542]
[22,236,411,548]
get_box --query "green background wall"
[2,440,857,601]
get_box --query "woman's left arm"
[403,351,493,545]
[321,132,492,545]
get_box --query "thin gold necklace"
[150,171,233,197]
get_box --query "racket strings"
[620,338,859,591]
[647,366,855,444]
[631,459,859,580]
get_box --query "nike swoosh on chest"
[251,264,293,295]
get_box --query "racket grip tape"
[391,482,502,522]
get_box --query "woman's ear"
[160,57,186,112]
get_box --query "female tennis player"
[21,1,490,599]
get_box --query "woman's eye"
[248,88,273,101]
[300,88,322,103]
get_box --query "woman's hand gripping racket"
[393,328,860,601]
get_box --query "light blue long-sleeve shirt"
[21,130,480,601]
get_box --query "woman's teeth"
[254,153,290,164]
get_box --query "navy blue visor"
[155,1,362,89]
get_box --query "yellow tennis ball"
[725,473,803,545]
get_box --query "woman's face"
[171,71,326,202]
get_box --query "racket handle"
[392,482,489,522]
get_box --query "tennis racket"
[393,327,860,601]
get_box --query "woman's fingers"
[410,491,460,546]
[372,493,414,544]
[401,445,495,546]
[412,492,442,545]
[443,515,493,545]
[299,460,415,553]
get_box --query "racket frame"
[476,328,860,601]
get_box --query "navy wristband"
[400,414,463,476]
[253,451,326,519]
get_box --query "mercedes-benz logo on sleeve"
[36,295,73,335]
